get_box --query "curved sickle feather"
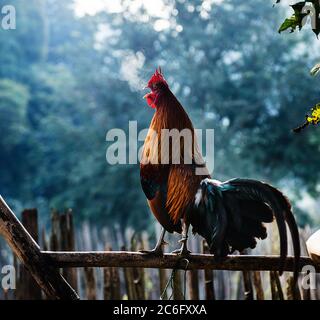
[267,185,301,283]
[224,179,291,276]
[208,190,228,255]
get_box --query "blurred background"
[1,0,320,301]
[1,0,320,232]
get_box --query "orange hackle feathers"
[141,71,208,228]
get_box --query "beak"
[143,93,148,99]
[143,85,149,90]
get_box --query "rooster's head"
[143,67,168,108]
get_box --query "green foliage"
[0,80,29,148]
[277,1,320,36]
[278,3,308,33]
[1,0,319,228]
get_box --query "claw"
[161,240,169,246]
[171,247,191,257]
[139,247,164,257]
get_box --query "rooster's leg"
[172,222,191,256]
[139,228,167,256]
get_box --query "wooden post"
[253,271,264,300]
[103,264,113,300]
[242,271,254,300]
[188,270,199,300]
[50,210,60,251]
[286,276,301,300]
[60,210,78,291]
[103,246,121,300]
[270,271,284,300]
[241,250,253,300]
[159,269,168,299]
[121,245,137,300]
[202,240,215,300]
[41,228,48,251]
[131,236,145,300]
[112,267,121,300]
[84,267,97,300]
[173,270,184,300]
[19,209,42,300]
[273,271,284,300]
[0,196,79,300]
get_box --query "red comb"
[147,67,167,88]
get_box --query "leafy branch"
[277,0,320,36]
[276,1,320,132]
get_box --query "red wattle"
[145,92,157,109]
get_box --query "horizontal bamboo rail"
[43,251,320,272]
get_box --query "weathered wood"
[121,245,137,300]
[0,196,79,300]
[242,271,253,300]
[273,271,284,300]
[43,251,319,272]
[84,267,97,300]
[270,271,278,300]
[270,271,284,300]
[159,269,168,299]
[103,264,113,300]
[188,270,199,300]
[202,240,215,300]
[50,210,60,251]
[131,236,146,300]
[173,270,184,300]
[60,210,78,291]
[103,246,121,300]
[241,249,253,300]
[253,271,264,300]
[123,267,136,300]
[19,209,42,300]
[286,276,301,300]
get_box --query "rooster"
[140,68,300,281]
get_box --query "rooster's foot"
[139,240,168,257]
[171,247,191,257]
[139,248,164,257]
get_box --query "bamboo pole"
[0,196,79,300]
[42,251,319,272]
